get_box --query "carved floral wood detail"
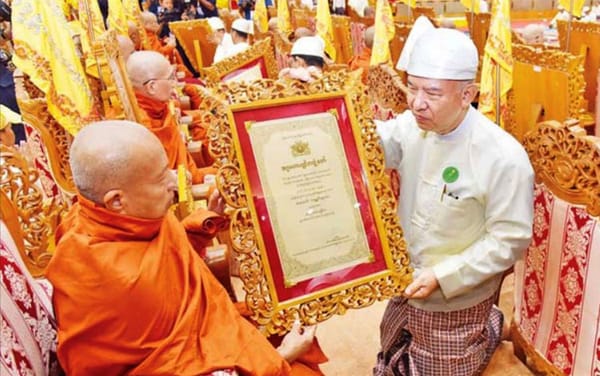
[367,64,408,119]
[522,120,600,217]
[0,145,66,277]
[207,70,411,334]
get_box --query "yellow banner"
[108,0,129,36]
[277,0,292,35]
[316,0,336,61]
[479,0,512,127]
[78,0,107,78]
[399,0,416,8]
[460,0,480,13]
[370,0,395,66]
[254,0,269,33]
[12,0,96,135]
[558,0,585,17]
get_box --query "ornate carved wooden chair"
[170,19,218,70]
[367,63,408,121]
[511,120,600,375]
[198,38,278,86]
[504,44,588,142]
[332,15,353,64]
[466,12,490,60]
[557,20,600,114]
[390,23,411,69]
[0,145,64,375]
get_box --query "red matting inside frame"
[221,57,268,82]
[232,98,388,302]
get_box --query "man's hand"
[277,321,316,364]
[403,268,439,299]
[207,189,225,215]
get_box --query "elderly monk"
[140,10,193,78]
[127,50,214,184]
[46,120,326,375]
[348,25,374,84]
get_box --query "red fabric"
[135,92,216,183]
[46,196,294,376]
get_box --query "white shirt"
[377,107,534,311]
[221,41,250,60]
[212,33,234,64]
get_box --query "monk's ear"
[103,190,125,213]
[461,83,479,107]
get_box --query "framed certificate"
[210,71,411,335]
[198,38,278,86]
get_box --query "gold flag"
[277,0,292,35]
[78,0,107,78]
[108,0,129,36]
[12,0,96,135]
[479,0,512,127]
[316,0,336,61]
[558,0,585,17]
[460,0,480,13]
[254,0,269,33]
[370,0,395,66]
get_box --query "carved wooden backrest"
[93,29,143,122]
[273,30,293,70]
[557,19,600,113]
[511,121,600,375]
[390,23,411,70]
[170,19,217,70]
[411,6,436,23]
[331,15,353,64]
[14,73,76,197]
[198,38,278,86]
[505,44,587,142]
[466,12,490,59]
[367,63,408,120]
[291,7,315,29]
[0,145,66,278]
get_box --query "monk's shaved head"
[70,120,165,203]
[117,35,135,62]
[126,50,170,89]
[364,26,375,49]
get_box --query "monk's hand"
[207,189,225,215]
[403,268,439,299]
[277,320,316,364]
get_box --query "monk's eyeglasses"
[142,70,177,86]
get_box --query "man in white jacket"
[373,19,534,376]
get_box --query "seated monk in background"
[46,120,326,375]
[127,50,214,184]
[348,25,374,84]
[141,10,193,78]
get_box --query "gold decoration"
[198,38,278,86]
[208,70,411,335]
[522,120,600,217]
[0,145,66,277]
[170,19,216,71]
[505,43,587,142]
[291,140,311,157]
[367,63,408,119]
[14,73,77,196]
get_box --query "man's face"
[211,29,225,44]
[406,75,473,135]
[163,0,174,10]
[142,62,176,102]
[120,150,177,219]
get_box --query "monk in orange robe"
[127,50,215,184]
[348,26,374,84]
[46,120,327,375]
[141,10,193,78]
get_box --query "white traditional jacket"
[377,107,534,311]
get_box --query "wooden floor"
[315,274,534,375]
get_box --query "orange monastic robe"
[144,29,193,78]
[46,197,301,375]
[348,47,371,84]
[135,92,215,184]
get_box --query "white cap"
[396,16,435,71]
[207,17,225,31]
[291,36,325,59]
[401,25,479,80]
[231,18,253,35]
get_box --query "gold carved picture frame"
[198,38,278,86]
[209,71,411,335]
